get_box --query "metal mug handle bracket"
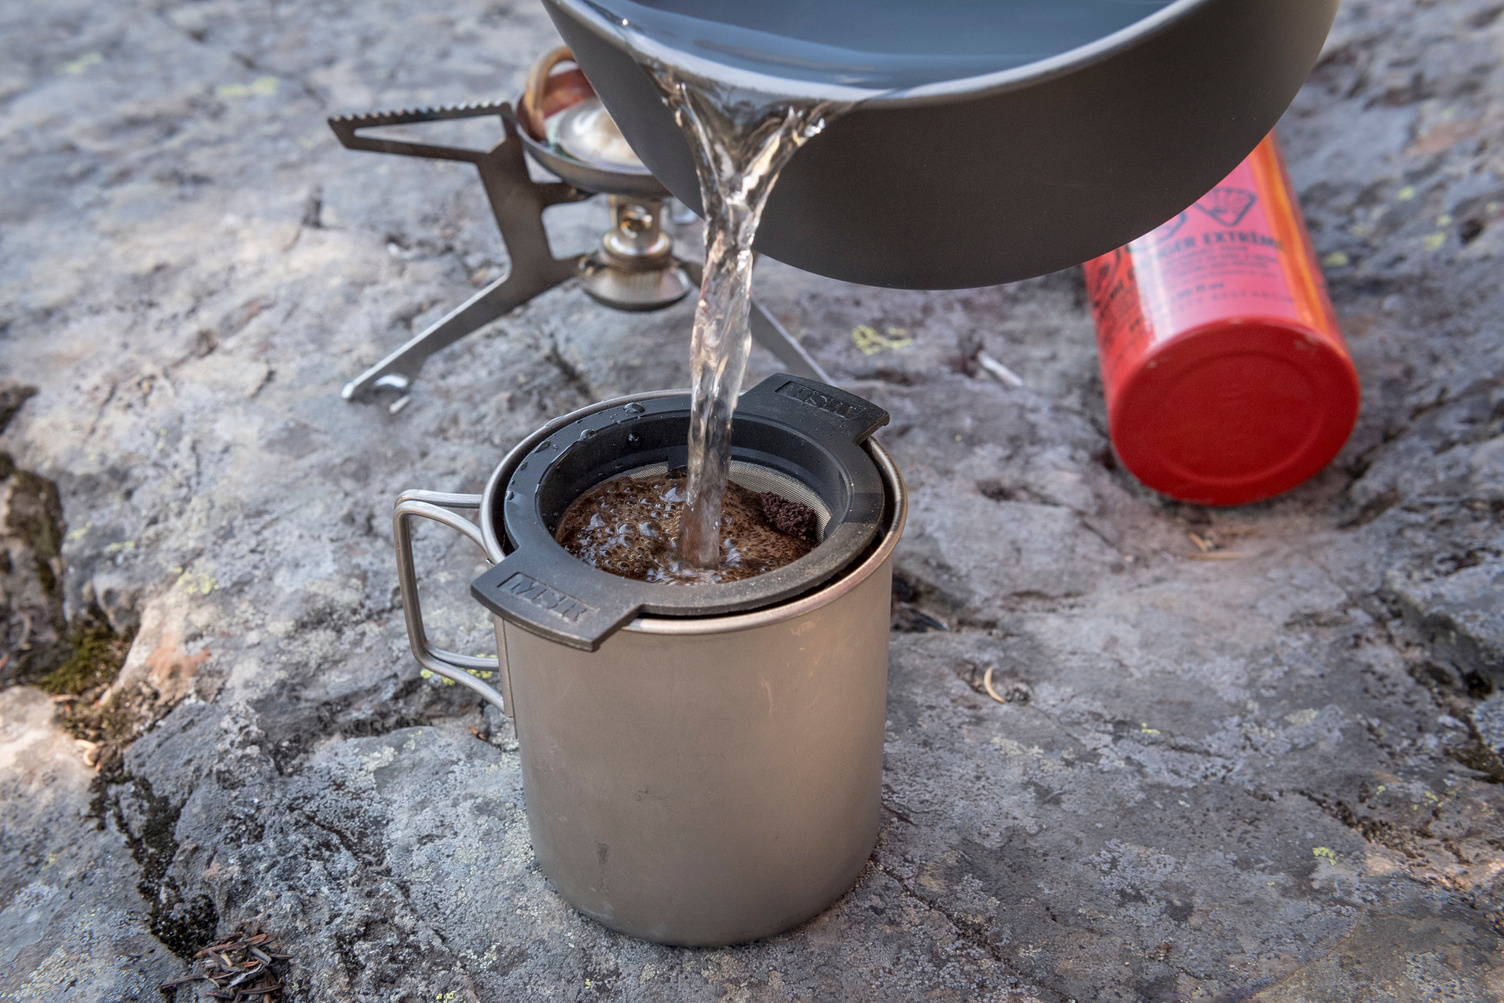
[393,490,511,715]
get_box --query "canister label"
[1084,136,1344,409]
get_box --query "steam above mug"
[543,0,1339,289]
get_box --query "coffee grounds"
[555,473,818,585]
[758,491,818,544]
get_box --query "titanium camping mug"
[392,376,907,945]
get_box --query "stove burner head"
[519,55,693,312]
[551,98,642,172]
[470,375,891,650]
[579,196,694,311]
[517,46,668,199]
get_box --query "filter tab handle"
[471,549,642,652]
[737,376,889,446]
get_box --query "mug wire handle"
[393,490,510,714]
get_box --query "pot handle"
[393,490,510,715]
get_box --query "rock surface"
[1,0,1502,1000]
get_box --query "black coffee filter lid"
[470,375,889,650]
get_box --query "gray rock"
[0,688,180,1001]
[1253,907,1504,1002]
[1384,565,1504,685]
[1,0,1503,1000]
[1473,695,1504,755]
[0,451,67,685]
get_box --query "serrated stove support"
[329,101,830,407]
[329,103,585,403]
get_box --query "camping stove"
[328,89,829,411]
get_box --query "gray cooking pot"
[543,0,1339,289]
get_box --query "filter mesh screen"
[623,461,831,538]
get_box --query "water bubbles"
[555,472,811,586]
[624,402,646,414]
[580,427,598,439]
[626,432,641,445]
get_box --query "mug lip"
[543,0,1204,108]
[479,388,907,637]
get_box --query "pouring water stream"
[571,0,1174,568]
[577,4,879,569]
[653,77,846,566]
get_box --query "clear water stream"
[567,0,1174,569]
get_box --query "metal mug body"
[399,389,906,946]
[496,548,893,945]
[542,0,1339,290]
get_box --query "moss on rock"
[35,605,136,696]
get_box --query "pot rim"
[479,388,907,637]
[543,0,1204,108]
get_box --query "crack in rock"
[871,860,1066,1003]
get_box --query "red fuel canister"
[1083,134,1360,506]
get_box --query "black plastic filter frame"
[470,375,889,650]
